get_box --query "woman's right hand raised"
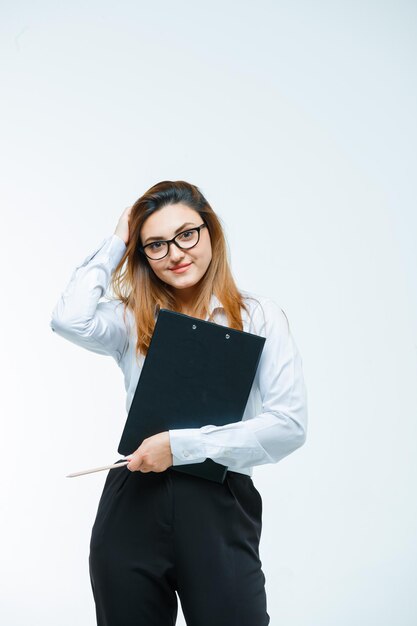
[114,205,134,246]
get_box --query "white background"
[1,1,416,624]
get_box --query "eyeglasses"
[139,223,207,260]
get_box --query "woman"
[50,180,308,626]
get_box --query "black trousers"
[89,460,270,626]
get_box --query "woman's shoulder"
[239,288,289,333]
[239,288,282,311]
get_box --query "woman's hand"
[125,432,173,473]
[114,205,134,246]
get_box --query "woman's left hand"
[125,432,173,473]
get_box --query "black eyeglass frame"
[139,223,207,260]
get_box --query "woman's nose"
[168,242,185,261]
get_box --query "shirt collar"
[154,293,224,319]
[207,293,224,318]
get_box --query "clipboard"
[117,308,266,483]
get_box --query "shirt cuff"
[169,428,207,466]
[106,234,127,271]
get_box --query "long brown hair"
[110,180,249,357]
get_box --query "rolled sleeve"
[50,234,129,364]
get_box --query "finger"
[127,457,141,472]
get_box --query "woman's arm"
[168,298,308,470]
[50,233,129,364]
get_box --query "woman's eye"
[179,230,193,239]
[149,242,162,250]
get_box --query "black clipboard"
[117,308,266,483]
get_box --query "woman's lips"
[169,263,192,273]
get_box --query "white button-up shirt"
[50,234,308,477]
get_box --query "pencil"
[66,460,130,477]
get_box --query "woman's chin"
[166,272,198,286]
[170,280,198,290]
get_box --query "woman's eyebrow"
[144,222,196,244]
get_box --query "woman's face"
[140,203,212,298]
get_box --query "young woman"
[50,180,308,626]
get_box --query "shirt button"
[183,450,190,457]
